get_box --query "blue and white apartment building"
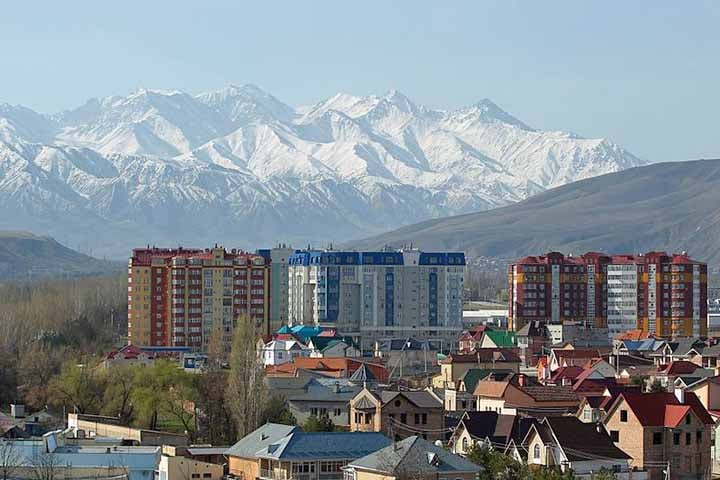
[288,249,465,350]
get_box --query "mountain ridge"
[348,158,720,266]
[0,85,645,258]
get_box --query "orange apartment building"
[127,246,270,351]
[508,251,708,339]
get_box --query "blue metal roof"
[256,432,391,460]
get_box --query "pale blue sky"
[1,1,718,162]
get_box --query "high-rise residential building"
[508,251,708,339]
[287,249,465,350]
[256,244,295,333]
[127,246,270,350]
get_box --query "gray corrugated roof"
[225,423,299,458]
[287,379,360,402]
[256,432,391,460]
[347,436,482,474]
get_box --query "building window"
[653,432,663,445]
[697,431,703,443]
[674,433,680,445]
[686,414,692,425]
[400,413,407,424]
[533,444,541,460]
[610,430,619,442]
[686,432,692,445]
[620,410,628,422]
[422,413,427,425]
[462,438,468,450]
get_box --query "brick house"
[602,389,714,480]
[349,388,444,442]
[432,349,521,389]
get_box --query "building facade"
[288,249,465,349]
[128,246,270,350]
[508,251,708,339]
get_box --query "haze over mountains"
[0,231,121,280]
[351,159,720,266]
[0,85,644,258]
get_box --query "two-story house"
[432,349,520,389]
[349,388,444,442]
[226,424,391,480]
[602,389,715,480]
[523,416,639,479]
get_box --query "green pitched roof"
[484,330,516,348]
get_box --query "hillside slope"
[350,159,720,265]
[0,232,121,280]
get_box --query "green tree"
[50,360,105,414]
[592,469,617,480]
[225,318,266,438]
[465,444,532,480]
[101,365,137,425]
[262,395,297,426]
[131,359,195,433]
[302,414,334,432]
[196,369,236,444]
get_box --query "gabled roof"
[440,349,521,364]
[347,436,482,474]
[534,417,631,462]
[550,366,585,384]
[459,369,508,393]
[659,361,703,375]
[307,336,357,352]
[483,330,517,348]
[379,390,443,409]
[609,391,715,427]
[349,363,378,383]
[256,431,391,460]
[286,378,361,403]
[225,423,299,458]
[516,320,546,338]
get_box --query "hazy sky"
[1,1,718,162]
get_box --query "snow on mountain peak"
[0,85,647,255]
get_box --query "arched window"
[534,444,541,460]
[462,437,468,450]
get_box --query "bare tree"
[0,440,22,480]
[30,451,62,480]
[225,316,267,438]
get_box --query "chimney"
[10,404,25,419]
[674,387,685,404]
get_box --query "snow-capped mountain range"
[0,85,645,257]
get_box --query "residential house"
[444,369,511,412]
[254,431,391,480]
[473,372,579,416]
[344,436,482,480]
[349,389,444,442]
[287,378,360,427]
[432,349,521,389]
[648,361,715,390]
[576,385,641,424]
[516,321,549,366]
[226,423,299,480]
[650,339,706,367]
[307,337,361,359]
[547,347,605,373]
[523,416,641,479]
[261,338,310,366]
[159,446,225,480]
[266,358,388,382]
[449,410,536,456]
[458,327,487,353]
[479,330,517,349]
[102,344,155,369]
[374,338,437,378]
[603,390,714,480]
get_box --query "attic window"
[427,452,439,466]
[533,444,540,460]
[620,410,628,422]
[686,414,692,425]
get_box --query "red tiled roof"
[550,366,585,383]
[614,391,714,427]
[660,361,701,375]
